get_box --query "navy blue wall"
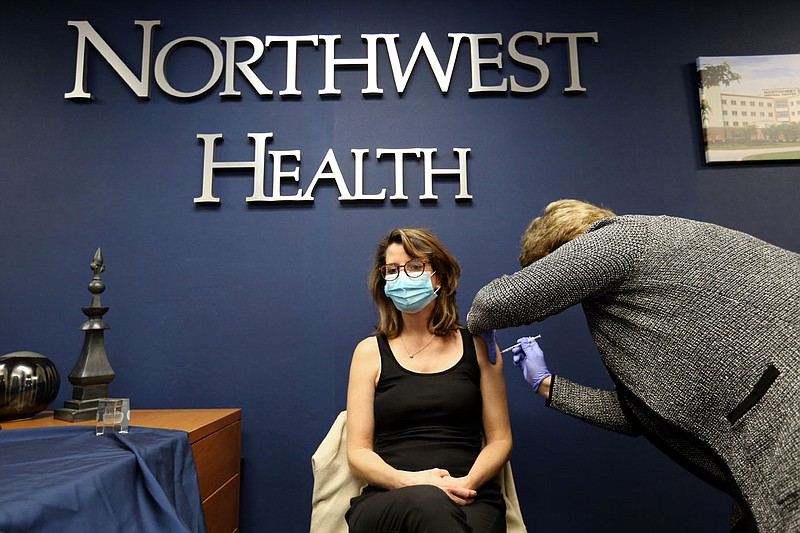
[3,1,798,531]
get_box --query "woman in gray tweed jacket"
[467,199,799,533]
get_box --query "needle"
[500,335,541,353]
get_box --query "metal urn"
[0,351,61,421]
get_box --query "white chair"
[310,411,527,532]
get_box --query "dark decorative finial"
[54,247,117,422]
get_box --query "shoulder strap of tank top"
[375,334,403,378]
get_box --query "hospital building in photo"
[702,85,800,141]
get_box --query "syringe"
[500,335,542,354]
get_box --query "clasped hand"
[406,468,476,505]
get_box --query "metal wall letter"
[64,20,161,100]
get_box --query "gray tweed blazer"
[467,215,799,532]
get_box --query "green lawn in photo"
[742,151,800,161]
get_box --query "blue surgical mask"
[384,271,440,313]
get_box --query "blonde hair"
[369,228,461,338]
[519,199,615,266]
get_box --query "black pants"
[346,485,506,533]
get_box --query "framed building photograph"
[697,54,800,163]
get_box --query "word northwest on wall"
[64,21,599,99]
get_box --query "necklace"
[400,333,436,358]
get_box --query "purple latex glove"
[477,329,498,364]
[511,337,550,391]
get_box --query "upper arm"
[346,337,380,455]
[474,335,512,446]
[468,220,645,332]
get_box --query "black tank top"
[373,328,483,477]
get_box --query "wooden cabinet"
[1,408,242,533]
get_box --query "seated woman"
[345,228,512,533]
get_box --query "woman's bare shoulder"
[352,335,380,362]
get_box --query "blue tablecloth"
[0,425,206,533]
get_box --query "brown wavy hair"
[519,199,615,266]
[369,228,461,338]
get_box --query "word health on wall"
[194,132,471,204]
[64,20,599,100]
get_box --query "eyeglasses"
[380,259,430,281]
